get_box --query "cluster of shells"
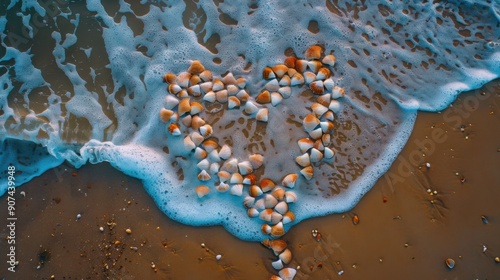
[161,45,345,280]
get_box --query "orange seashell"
[263,67,276,80]
[320,121,334,133]
[215,90,228,103]
[295,153,311,167]
[216,182,229,192]
[199,70,212,82]
[222,72,237,85]
[300,166,314,180]
[297,138,314,153]
[177,89,189,98]
[316,94,331,107]
[217,170,231,182]
[230,173,243,184]
[188,60,205,74]
[256,108,268,122]
[190,131,204,146]
[218,144,231,160]
[303,114,320,132]
[265,79,280,91]
[263,239,287,255]
[274,201,288,215]
[279,75,291,86]
[168,83,182,95]
[212,79,225,91]
[305,45,322,60]
[198,170,211,181]
[352,214,360,225]
[199,81,212,93]
[313,139,324,151]
[284,191,297,203]
[290,73,305,86]
[194,147,207,160]
[272,64,289,78]
[202,139,218,152]
[249,154,264,169]
[226,84,239,96]
[279,248,292,264]
[271,222,285,237]
[168,123,181,136]
[190,101,204,115]
[307,60,323,73]
[163,73,176,84]
[264,195,278,209]
[316,67,331,80]
[176,72,191,88]
[260,178,276,192]
[278,86,292,99]
[244,196,255,208]
[191,115,205,130]
[295,59,308,73]
[188,84,201,96]
[236,89,249,101]
[256,90,271,104]
[222,158,239,173]
[189,74,201,86]
[282,173,298,188]
[178,98,191,116]
[287,67,298,78]
[249,185,263,197]
[282,211,295,224]
[199,124,213,138]
[159,108,174,123]
[322,54,336,67]
[311,103,328,116]
[279,268,297,279]
[324,78,335,91]
[271,187,285,201]
[243,174,257,185]
[248,208,259,218]
[181,114,192,127]
[322,133,331,146]
[195,185,210,198]
[309,80,324,95]
[331,86,345,99]
[323,110,335,121]
[261,224,272,234]
[284,57,296,68]
[230,184,244,196]
[236,77,246,88]
[259,209,273,222]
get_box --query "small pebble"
[481,215,488,224]
[425,162,431,168]
[445,258,455,269]
[76,214,81,220]
[125,228,132,234]
[216,254,222,261]
[201,243,206,248]
[99,226,104,232]
[495,257,499,263]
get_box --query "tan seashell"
[261,224,272,234]
[303,114,320,132]
[209,162,220,174]
[164,95,180,109]
[216,182,230,192]
[202,139,218,152]
[272,64,289,78]
[307,60,323,73]
[230,184,243,196]
[274,201,288,215]
[168,83,182,95]
[244,196,255,208]
[260,178,276,192]
[176,72,191,88]
[304,72,317,85]
[324,78,335,91]
[316,94,331,107]
[284,57,296,68]
[217,170,231,182]
[300,166,314,180]
[263,239,287,255]
[320,121,334,133]
[199,70,212,82]
[279,248,292,264]
[181,115,192,127]
[271,187,286,201]
[208,149,220,162]
[316,67,331,80]
[197,158,210,171]
[271,92,283,106]
[178,98,191,116]
[248,208,259,218]
[199,124,213,138]
[177,89,189,98]
[254,198,266,210]
[309,148,323,163]
[249,153,264,169]
[163,73,176,84]
[295,153,311,167]
[243,174,257,185]
[309,80,324,95]
[272,259,284,270]
[226,84,239,96]
[322,133,331,145]
[227,96,241,110]
[249,185,263,197]
[311,103,328,116]
[279,268,296,280]
[191,115,206,130]
[323,110,335,121]
[271,222,285,237]
[222,72,237,85]
[190,131,204,146]
[322,54,336,67]
[331,86,345,99]
[324,147,335,159]
[236,89,250,101]
[308,127,323,140]
[218,144,231,160]
[236,77,246,88]
[159,108,174,123]
[190,101,204,115]
[188,60,205,75]
[329,99,341,113]
[194,147,207,160]
[287,67,298,78]
[256,90,271,104]
[222,158,239,173]
[259,209,273,222]
[212,79,224,92]
[265,79,280,92]
[198,170,211,181]
[282,211,295,224]
[279,75,291,86]
[184,136,196,151]
[282,173,298,188]
[199,81,213,93]
[168,123,181,136]
[203,91,216,103]
[270,211,283,225]
[313,139,324,151]
[278,86,292,99]
[284,191,297,203]
[244,101,259,115]
[195,185,210,198]
[215,90,228,103]
[290,73,305,86]
[305,45,322,60]
[238,161,253,175]
[256,108,269,122]
[263,67,276,80]
[230,173,243,184]
[189,74,201,86]
[295,59,308,73]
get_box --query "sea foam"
[0,0,498,241]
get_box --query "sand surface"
[1,79,499,279]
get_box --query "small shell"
[249,185,263,197]
[307,60,323,73]
[249,154,264,169]
[199,81,213,93]
[279,248,292,264]
[271,222,285,237]
[184,136,196,151]
[264,195,279,209]
[256,108,269,122]
[261,224,272,234]
[300,166,314,180]
[228,96,241,109]
[191,129,204,145]
[168,123,181,136]
[197,159,210,171]
[309,148,323,163]
[272,259,284,270]
[215,89,228,103]
[189,75,201,87]
[223,158,239,173]
[311,103,328,116]
[265,79,280,92]
[217,170,231,182]
[329,100,341,113]
[190,101,204,115]
[222,72,237,85]
[305,45,322,60]
[282,211,295,224]
[304,72,317,85]
[303,114,320,132]
[199,124,213,138]
[285,191,297,203]
[181,115,192,127]
[331,86,345,99]
[323,78,335,91]
[203,91,216,103]
[284,57,296,68]
[278,86,292,99]
[279,75,291,86]
[322,134,331,146]
[263,67,276,80]
[219,144,232,160]
[445,258,455,269]
[168,83,182,95]
[209,162,219,174]
[164,95,180,109]
[295,153,311,167]
[230,173,243,184]
[194,147,207,159]
[176,72,191,88]
[244,196,256,208]
[287,68,298,78]
[243,174,257,185]
[248,208,259,218]
[159,108,174,123]
[188,84,201,96]
[260,178,276,193]
[236,89,250,101]
[271,92,283,106]
[256,90,271,104]
[215,182,229,192]
[244,101,259,114]
[323,110,335,121]
[282,174,298,188]
[272,64,289,78]
[212,79,225,91]
[322,54,336,67]
[226,84,239,96]
[177,89,189,98]
[320,121,334,133]
[163,73,176,84]
[178,98,191,116]
[199,70,212,82]
[309,80,324,95]
[274,201,288,215]
[271,187,286,201]
[352,214,360,225]
[297,138,314,153]
[254,198,266,210]
[195,185,210,198]
[279,268,297,280]
[236,77,246,88]
[308,127,323,140]
[259,209,273,222]
[202,140,218,152]
[290,73,305,86]
[188,60,205,74]
[316,94,331,107]
[295,59,308,73]
[191,115,206,130]
[208,149,220,162]
[316,67,331,80]
[238,161,253,175]
[197,170,211,181]
[270,211,283,225]
[230,184,244,196]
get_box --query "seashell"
[272,64,289,78]
[163,73,176,84]
[195,185,210,198]
[217,170,231,182]
[308,127,323,140]
[287,68,298,78]
[178,98,191,116]
[249,154,264,169]
[323,147,335,159]
[216,182,229,192]
[270,211,283,225]
[159,108,174,123]
[189,74,201,86]
[279,75,291,86]
[244,101,259,114]
[274,201,288,215]
[202,139,218,152]
[168,123,181,136]
[265,79,280,92]
[215,90,228,103]
[309,148,323,162]
[271,222,285,237]
[249,185,263,197]
[230,184,244,196]
[168,83,182,95]
[218,144,231,160]
[244,196,256,208]
[297,138,314,153]
[300,166,314,180]
[322,54,336,67]
[263,67,276,80]
[304,72,317,85]
[243,174,256,185]
[259,209,273,222]
[324,78,335,91]
[320,121,334,133]
[208,149,220,162]
[309,80,324,95]
[284,57,296,68]
[279,248,292,264]
[256,90,271,104]
[236,77,246,88]
[197,158,210,171]
[226,84,239,96]
[303,114,320,132]
[290,73,305,86]
[260,178,276,193]
[248,208,260,218]
[282,211,295,224]
[331,86,345,99]
[256,108,269,122]
[313,139,324,151]
[282,174,298,189]
[191,115,206,130]
[188,60,205,74]
[199,70,213,82]
[181,115,192,127]
[311,103,328,116]
[481,215,489,224]
[307,60,323,73]
[188,84,201,96]
[177,89,189,98]
[322,133,331,145]
[316,94,331,107]
[284,191,297,203]
[199,81,213,93]
[212,79,225,91]
[271,92,283,106]
[190,101,204,115]
[230,173,243,184]
[295,59,308,73]
[184,136,196,151]
[445,258,455,269]
[238,161,253,175]
[316,67,331,80]
[198,170,211,181]
[222,72,237,85]
[223,158,239,173]
[305,45,322,60]
[199,124,213,138]
[272,259,284,270]
[271,187,286,201]
[194,147,207,159]
[261,224,272,235]
[279,268,296,280]
[236,89,250,101]
[254,197,266,210]
[278,86,292,99]
[203,91,216,103]
[323,110,335,121]
[295,153,311,167]
[164,95,180,109]
[329,100,341,113]
[227,96,241,109]
[209,162,220,174]
[176,72,191,88]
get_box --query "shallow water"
[0,0,498,241]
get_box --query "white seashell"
[308,127,323,140]
[244,196,256,208]
[236,77,246,88]
[249,153,264,169]
[190,131,205,146]
[223,158,239,173]
[274,201,288,215]
[271,92,283,106]
[314,139,324,151]
[270,211,283,225]
[304,72,317,85]
[227,96,241,109]
[309,148,323,163]
[181,115,192,127]
[190,102,204,115]
[282,211,295,224]
[212,79,224,91]
[311,103,328,116]
[208,149,220,162]
[279,75,291,86]
[248,208,260,218]
[256,108,269,122]
[168,123,181,136]
[199,124,213,138]
[320,121,333,133]
[279,268,296,280]
[216,182,229,192]
[176,72,191,88]
[307,60,323,73]
[265,79,280,92]
[184,136,196,151]
[219,144,232,160]
[197,159,210,171]
[295,153,310,167]
[222,72,237,85]
[226,84,239,95]
[209,162,220,174]
[203,91,216,103]
[303,114,320,132]
[198,170,211,181]
[300,166,314,180]
[316,67,331,80]
[271,222,285,237]
[199,81,213,93]
[324,147,335,159]
[230,184,244,196]
[285,191,297,203]
[329,100,341,113]
[264,194,279,209]
[194,147,207,159]
[218,170,231,182]
[261,224,272,234]
[188,84,201,96]
[168,83,182,95]
[244,101,259,114]
[177,89,189,98]
[290,73,305,86]
[322,54,336,67]
[164,95,179,109]
[215,89,228,103]
[278,86,292,99]
[203,140,218,152]
[195,185,210,198]
[236,89,249,101]
[238,161,253,175]
[259,209,273,222]
[254,197,266,210]
[323,78,335,91]
[279,249,292,264]
[282,174,298,188]
[230,173,243,184]
[199,70,212,82]
[243,174,256,185]
[331,86,345,99]
[272,259,284,270]
[323,110,335,121]
[297,138,314,153]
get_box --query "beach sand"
[1,79,499,279]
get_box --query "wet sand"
[1,79,499,279]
